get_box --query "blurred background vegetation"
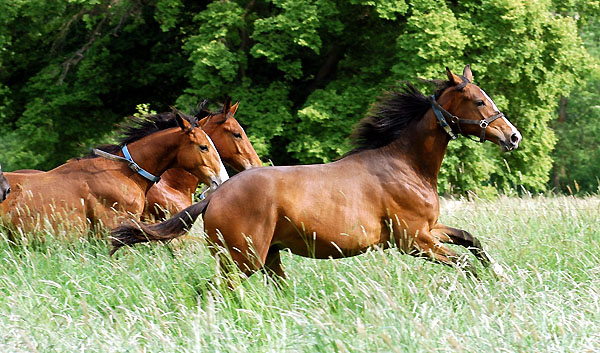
[0,0,598,195]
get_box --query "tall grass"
[0,196,598,352]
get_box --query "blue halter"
[121,145,161,183]
[93,145,161,184]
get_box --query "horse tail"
[109,193,213,255]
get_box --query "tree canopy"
[0,0,597,194]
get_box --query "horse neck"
[161,169,200,191]
[122,129,183,192]
[378,110,450,188]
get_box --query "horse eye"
[476,100,486,107]
[232,132,242,139]
[199,145,209,152]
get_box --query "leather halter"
[428,81,505,143]
[93,145,161,183]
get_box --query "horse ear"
[446,67,463,86]
[228,101,240,117]
[223,96,232,113]
[172,107,192,131]
[201,114,213,128]
[221,100,240,122]
[463,64,473,82]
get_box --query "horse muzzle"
[499,130,522,152]
[210,176,223,191]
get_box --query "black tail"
[110,194,213,255]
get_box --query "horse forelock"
[347,80,454,155]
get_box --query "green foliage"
[0,0,596,194]
[0,0,189,170]
[549,13,600,194]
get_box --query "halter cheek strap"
[93,145,161,183]
[428,95,505,143]
[429,96,458,140]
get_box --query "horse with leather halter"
[144,98,261,220]
[1,109,228,235]
[111,66,521,285]
[0,164,10,203]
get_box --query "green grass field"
[0,196,599,352]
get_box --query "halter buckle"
[479,120,489,129]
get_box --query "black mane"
[76,108,206,161]
[74,99,221,161]
[347,80,453,154]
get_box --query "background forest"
[0,0,598,195]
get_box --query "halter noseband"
[427,82,505,143]
[93,145,161,183]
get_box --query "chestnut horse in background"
[0,164,9,203]
[1,111,227,235]
[145,98,261,220]
[112,66,521,285]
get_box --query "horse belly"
[274,206,386,259]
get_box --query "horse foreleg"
[430,224,490,266]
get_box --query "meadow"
[0,195,598,352]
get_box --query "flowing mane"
[76,104,209,160]
[347,80,453,154]
[82,97,228,159]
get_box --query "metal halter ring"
[479,120,489,129]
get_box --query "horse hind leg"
[412,230,477,276]
[431,224,491,266]
[205,231,270,290]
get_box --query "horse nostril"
[6,187,10,195]
[510,133,520,144]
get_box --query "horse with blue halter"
[1,109,228,235]
[111,66,521,285]
[144,98,262,220]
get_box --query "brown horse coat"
[112,66,521,283]
[1,113,226,235]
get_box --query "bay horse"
[144,98,262,220]
[111,66,521,285]
[0,111,228,235]
[0,164,10,203]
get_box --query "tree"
[0,0,595,195]
[550,13,600,194]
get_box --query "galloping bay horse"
[144,98,262,220]
[1,111,228,235]
[111,66,521,284]
[0,164,10,203]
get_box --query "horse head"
[198,97,262,171]
[173,111,229,190]
[435,65,522,151]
